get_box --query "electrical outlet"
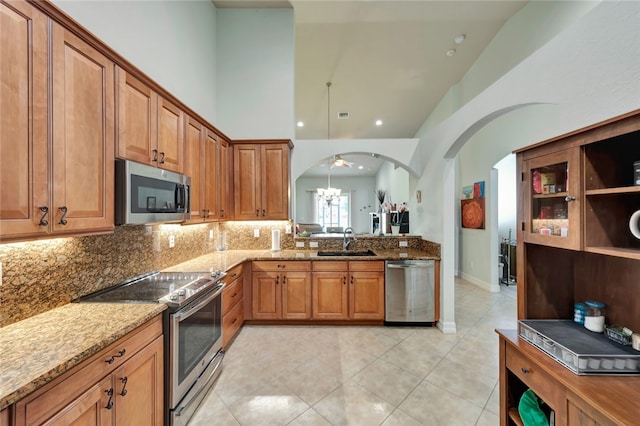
[209,230,214,240]
[296,241,305,248]
[399,240,408,247]
[310,241,318,248]
[399,252,408,258]
[169,235,175,248]
[254,229,260,238]
[145,225,153,235]
[285,225,292,234]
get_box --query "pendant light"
[317,82,341,205]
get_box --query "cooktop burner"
[76,270,226,308]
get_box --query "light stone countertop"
[0,248,437,411]
[0,303,166,410]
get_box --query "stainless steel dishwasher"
[385,260,435,325]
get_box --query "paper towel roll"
[271,229,281,251]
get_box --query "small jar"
[584,300,606,333]
[573,303,587,324]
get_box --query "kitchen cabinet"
[312,261,349,320]
[223,263,245,349]
[116,66,184,173]
[1,5,115,241]
[233,140,292,220]
[251,261,311,319]
[12,315,163,426]
[311,261,385,321]
[500,110,640,426]
[217,138,232,220]
[185,117,220,223]
[347,261,385,320]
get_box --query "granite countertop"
[0,248,436,411]
[163,249,440,272]
[0,303,166,410]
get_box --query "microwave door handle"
[175,185,185,210]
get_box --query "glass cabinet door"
[522,148,581,250]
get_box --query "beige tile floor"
[189,278,517,425]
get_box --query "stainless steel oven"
[168,284,224,426]
[76,270,226,426]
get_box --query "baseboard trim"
[437,320,457,334]
[459,272,500,293]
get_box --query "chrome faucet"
[343,227,356,251]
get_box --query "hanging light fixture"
[317,82,342,205]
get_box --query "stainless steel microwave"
[115,159,190,225]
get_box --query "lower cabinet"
[223,263,245,349]
[251,261,312,320]
[498,330,639,426]
[12,315,163,426]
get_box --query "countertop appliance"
[115,159,191,225]
[385,260,435,325]
[77,270,226,426]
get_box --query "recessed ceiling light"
[358,165,363,170]
[375,120,383,126]
[297,121,304,127]
[446,49,456,57]
[454,34,466,45]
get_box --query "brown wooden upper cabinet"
[233,140,292,220]
[218,138,232,220]
[1,2,114,241]
[184,116,219,222]
[116,66,184,173]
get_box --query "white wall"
[216,9,295,139]
[496,154,517,241]
[375,162,411,210]
[295,176,375,234]
[52,0,218,125]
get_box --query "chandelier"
[317,82,342,205]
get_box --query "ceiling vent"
[337,112,350,119]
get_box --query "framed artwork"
[473,181,485,198]
[461,198,485,229]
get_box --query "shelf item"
[518,320,640,375]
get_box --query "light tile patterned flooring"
[189,278,517,425]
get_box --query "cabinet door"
[282,271,311,319]
[41,376,114,426]
[51,23,114,234]
[234,144,261,219]
[115,67,157,166]
[157,96,184,173]
[252,271,280,319]
[349,271,385,320]
[312,272,348,320]
[203,129,219,220]
[114,336,163,426]
[261,144,289,219]
[521,148,581,250]
[184,117,205,222]
[218,139,231,219]
[0,0,48,239]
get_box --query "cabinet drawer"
[223,298,244,349]
[225,263,244,282]
[349,261,384,272]
[252,261,311,272]
[313,261,348,271]
[505,344,561,410]
[13,315,162,425]
[223,276,243,316]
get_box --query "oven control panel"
[160,272,226,308]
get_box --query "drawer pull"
[231,273,238,278]
[119,376,128,396]
[38,206,49,226]
[521,367,530,374]
[232,318,237,324]
[105,348,126,364]
[105,388,114,409]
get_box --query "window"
[315,193,349,230]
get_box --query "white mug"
[629,210,640,240]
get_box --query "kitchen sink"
[317,250,377,257]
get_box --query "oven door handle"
[173,284,225,321]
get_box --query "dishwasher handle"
[386,263,432,269]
